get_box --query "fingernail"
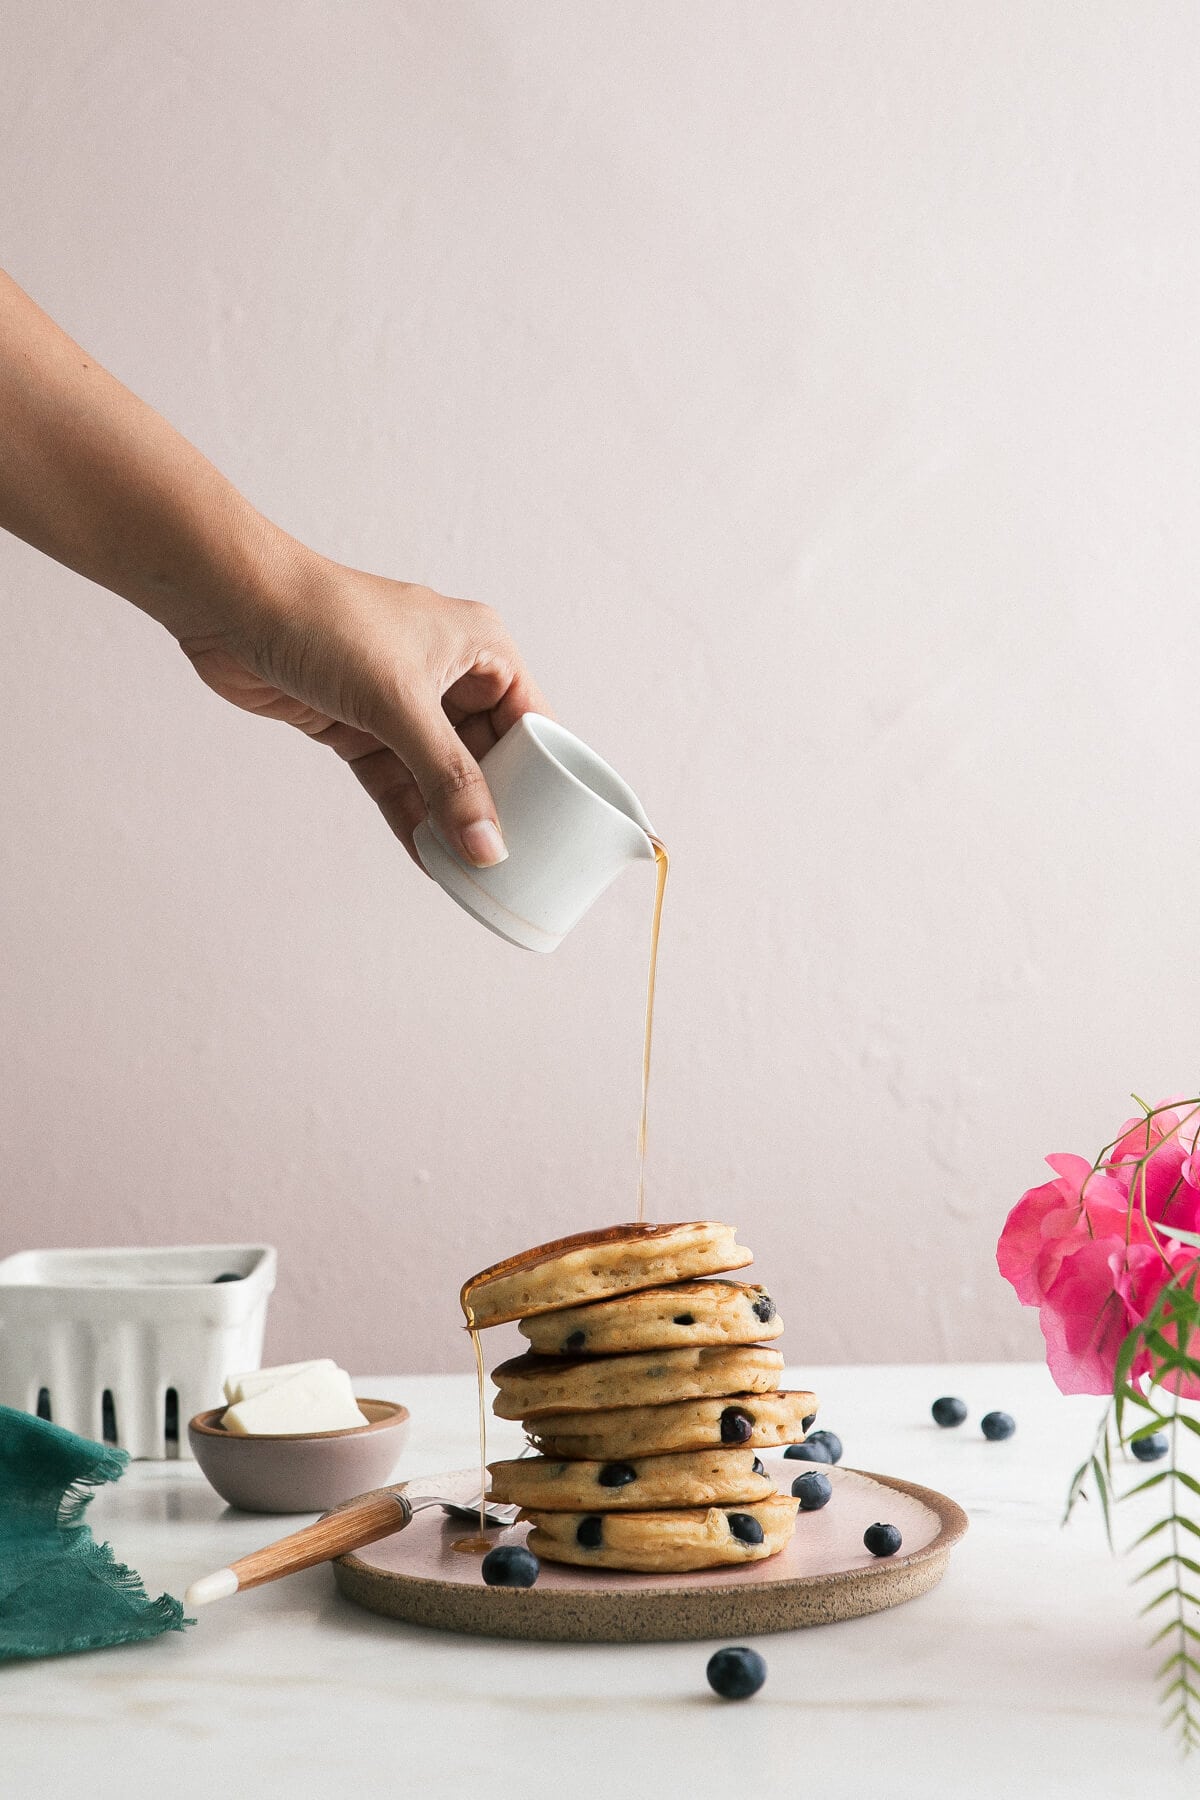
[460,820,508,867]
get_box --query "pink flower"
[998,1100,1200,1397]
[1037,1240,1157,1395]
[1111,1107,1184,1166]
[997,1153,1130,1308]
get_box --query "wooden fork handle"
[229,1490,411,1591]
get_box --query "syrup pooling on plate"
[637,837,669,1226]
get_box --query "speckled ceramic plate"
[331,1456,968,1642]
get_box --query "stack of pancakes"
[462,1221,818,1573]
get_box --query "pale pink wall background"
[2,2,1199,1378]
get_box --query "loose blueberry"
[864,1522,902,1557]
[706,1645,767,1700]
[1131,1431,1169,1463]
[806,1429,842,1463]
[212,1272,242,1283]
[801,1413,817,1432]
[564,1330,586,1353]
[981,1411,1016,1441]
[720,1406,754,1445]
[931,1396,968,1428]
[673,1313,695,1325]
[727,1512,764,1544]
[576,1515,604,1549]
[784,1439,833,1463]
[751,1457,765,1476]
[751,1293,776,1324]
[791,1470,832,1510]
[481,1545,540,1588]
[598,1461,637,1487]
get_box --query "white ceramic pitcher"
[413,713,656,952]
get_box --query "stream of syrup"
[455,838,669,1553]
[637,836,669,1225]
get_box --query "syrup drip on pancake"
[450,1306,493,1554]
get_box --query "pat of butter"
[223,1358,338,1404]
[221,1365,368,1436]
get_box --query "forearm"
[0,267,302,640]
[0,267,539,869]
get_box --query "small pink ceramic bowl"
[188,1398,410,1513]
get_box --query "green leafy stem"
[1065,1099,1200,1752]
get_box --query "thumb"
[394,705,508,869]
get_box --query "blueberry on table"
[805,1429,842,1463]
[1131,1431,1169,1462]
[931,1396,968,1428]
[981,1411,1016,1441]
[791,1471,832,1510]
[784,1439,833,1463]
[863,1522,902,1557]
[706,1646,767,1700]
[598,1461,637,1487]
[728,1512,764,1544]
[481,1545,539,1588]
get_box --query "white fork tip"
[185,1567,239,1608]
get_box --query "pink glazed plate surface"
[331,1454,968,1642]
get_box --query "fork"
[185,1486,521,1607]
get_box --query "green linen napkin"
[0,1404,189,1660]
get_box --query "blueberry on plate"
[706,1645,767,1700]
[791,1470,832,1510]
[863,1522,902,1557]
[805,1429,842,1463]
[931,1396,968,1428]
[481,1545,539,1588]
[784,1439,833,1463]
[981,1411,1016,1441]
[1131,1431,1169,1462]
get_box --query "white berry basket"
[0,1244,276,1460]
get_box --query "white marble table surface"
[4,1360,1196,1800]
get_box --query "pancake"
[461,1222,753,1330]
[491,1343,785,1420]
[523,1493,799,1572]
[517,1279,783,1356]
[527,1389,818,1460]
[487,1446,775,1511]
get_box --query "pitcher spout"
[415,712,660,951]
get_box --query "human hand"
[0,267,548,871]
[178,553,549,867]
